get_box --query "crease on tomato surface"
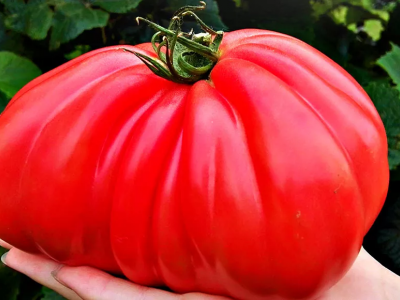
[151,133,200,292]
[111,83,189,285]
[182,85,246,292]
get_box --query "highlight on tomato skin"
[0,2,389,300]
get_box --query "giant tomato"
[0,5,389,300]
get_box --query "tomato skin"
[0,29,389,299]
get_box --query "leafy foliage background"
[1,0,400,299]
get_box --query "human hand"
[1,239,400,300]
[0,239,228,300]
[315,247,400,300]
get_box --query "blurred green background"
[1,0,400,299]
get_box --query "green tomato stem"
[124,2,224,84]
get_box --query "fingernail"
[51,265,69,288]
[1,252,8,265]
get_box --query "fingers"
[54,265,230,300]
[1,242,231,300]
[181,293,232,300]
[53,265,181,300]
[2,247,83,300]
[0,238,13,249]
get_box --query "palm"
[317,248,400,300]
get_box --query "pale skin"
[1,239,400,300]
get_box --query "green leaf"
[2,0,53,40]
[0,51,41,98]
[363,19,384,41]
[345,5,379,24]
[93,0,143,13]
[327,4,382,25]
[377,197,400,269]
[311,0,377,18]
[311,0,355,19]
[0,247,20,300]
[0,0,25,13]
[311,0,386,41]
[345,64,378,86]
[377,43,400,88]
[50,2,109,50]
[233,0,241,7]
[311,0,389,24]
[41,287,66,300]
[378,227,400,267]
[0,90,9,112]
[0,11,25,53]
[364,82,400,170]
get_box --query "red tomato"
[0,28,389,299]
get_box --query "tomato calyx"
[124,1,224,84]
